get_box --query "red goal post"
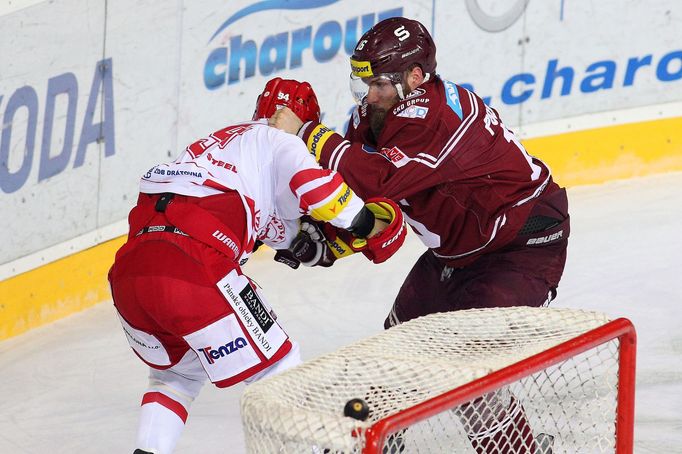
[241,307,637,454]
[363,317,636,453]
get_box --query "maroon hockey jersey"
[300,77,556,266]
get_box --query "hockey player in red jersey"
[269,17,569,454]
[108,78,406,454]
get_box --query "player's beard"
[369,91,400,139]
[369,108,388,139]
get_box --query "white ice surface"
[1,172,681,453]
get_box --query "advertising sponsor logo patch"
[337,186,352,205]
[396,105,429,119]
[328,239,348,256]
[183,314,261,382]
[350,59,373,78]
[198,337,249,364]
[217,271,288,360]
[379,146,410,168]
[117,313,171,366]
[239,285,275,332]
[307,124,334,160]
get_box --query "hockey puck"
[344,398,370,421]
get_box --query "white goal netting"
[241,307,632,453]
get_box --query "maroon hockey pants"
[384,235,568,328]
[384,200,568,453]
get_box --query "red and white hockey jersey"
[140,120,365,263]
[300,77,556,266]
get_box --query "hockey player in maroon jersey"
[109,78,406,454]
[270,17,569,454]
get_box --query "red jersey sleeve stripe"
[289,168,334,193]
[290,170,346,212]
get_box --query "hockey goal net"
[241,307,636,453]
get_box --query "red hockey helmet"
[350,17,437,79]
[252,77,321,123]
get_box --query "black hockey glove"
[274,218,337,269]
